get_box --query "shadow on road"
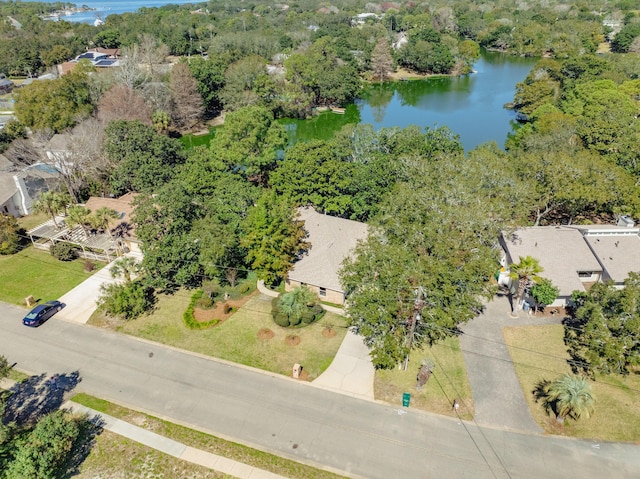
[4,371,82,425]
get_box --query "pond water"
[279,51,537,151]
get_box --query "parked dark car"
[22,301,62,327]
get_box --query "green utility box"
[402,392,411,407]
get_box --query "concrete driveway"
[57,252,142,324]
[460,294,563,433]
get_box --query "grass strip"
[72,393,347,479]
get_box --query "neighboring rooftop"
[85,194,138,240]
[501,226,602,296]
[288,207,368,293]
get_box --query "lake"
[35,0,202,23]
[280,51,537,151]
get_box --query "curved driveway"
[1,302,639,479]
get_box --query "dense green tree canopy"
[567,273,640,377]
[104,120,185,195]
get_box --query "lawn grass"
[72,393,346,479]
[16,211,49,231]
[76,430,227,478]
[0,247,104,305]
[374,337,474,420]
[503,324,640,442]
[88,291,347,380]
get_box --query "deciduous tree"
[170,62,204,129]
[241,192,309,285]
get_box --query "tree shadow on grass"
[63,413,105,478]
[4,371,81,426]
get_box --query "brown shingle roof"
[288,207,368,293]
[85,194,138,240]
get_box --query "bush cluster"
[97,280,155,320]
[50,242,78,261]
[271,287,325,328]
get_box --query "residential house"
[286,207,368,305]
[85,193,140,253]
[500,226,603,307]
[0,163,61,217]
[500,221,640,307]
[0,75,14,94]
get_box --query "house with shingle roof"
[500,221,640,307]
[286,207,368,305]
[85,193,140,253]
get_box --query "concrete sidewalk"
[63,402,288,479]
[57,252,142,324]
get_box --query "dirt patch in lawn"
[257,328,275,340]
[285,334,300,346]
[322,327,337,338]
[194,291,257,323]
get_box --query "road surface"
[1,303,638,479]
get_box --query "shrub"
[184,290,219,329]
[97,280,155,320]
[50,242,78,261]
[222,302,231,314]
[271,286,324,328]
[196,295,214,309]
[5,410,82,479]
[0,214,20,255]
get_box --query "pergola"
[28,216,118,262]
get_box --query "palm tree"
[91,207,119,250]
[66,205,92,238]
[545,374,595,424]
[509,255,543,315]
[110,256,140,283]
[32,191,70,229]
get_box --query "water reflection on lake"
[280,51,537,151]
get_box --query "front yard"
[374,337,474,419]
[504,324,640,442]
[89,291,347,381]
[0,247,103,305]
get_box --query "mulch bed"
[257,328,275,340]
[322,327,337,338]
[193,291,257,323]
[285,334,300,346]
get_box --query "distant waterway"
[33,0,203,23]
[280,51,537,151]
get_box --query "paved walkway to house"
[57,252,143,324]
[459,295,563,433]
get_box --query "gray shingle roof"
[288,207,368,293]
[0,172,18,205]
[501,227,602,296]
[579,228,640,284]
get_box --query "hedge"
[183,290,219,330]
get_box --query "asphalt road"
[1,302,639,479]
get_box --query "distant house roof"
[0,154,12,171]
[48,133,71,153]
[0,172,18,205]
[501,227,602,297]
[85,194,138,241]
[570,225,640,284]
[288,207,368,293]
